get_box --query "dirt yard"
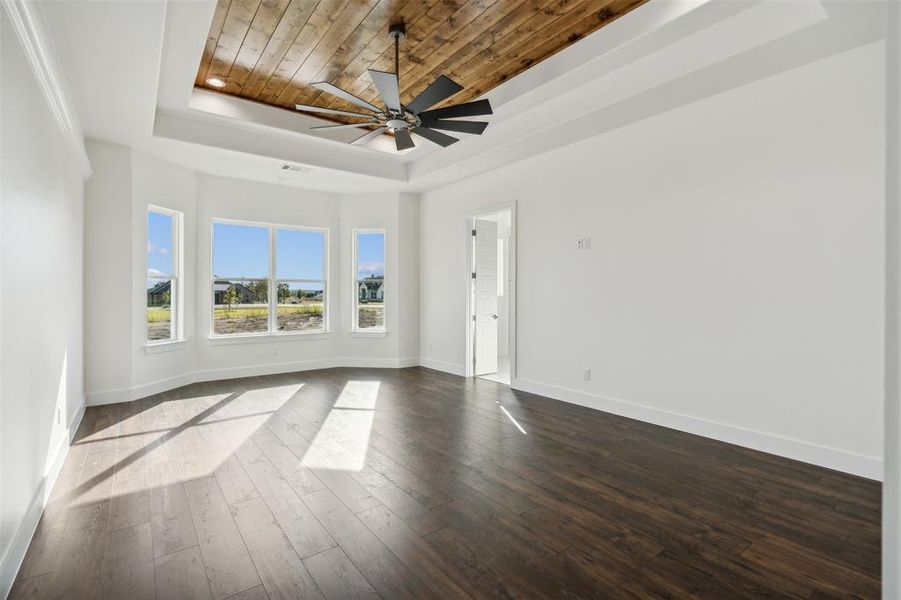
[358,305,384,329]
[212,305,325,335]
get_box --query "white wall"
[83,141,134,396]
[82,144,418,404]
[420,40,885,479]
[883,0,900,593]
[0,10,85,595]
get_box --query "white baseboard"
[512,377,883,481]
[85,357,424,406]
[0,397,86,599]
[418,357,465,376]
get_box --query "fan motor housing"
[389,23,406,41]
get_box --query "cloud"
[357,261,384,276]
[147,268,168,278]
[147,241,168,254]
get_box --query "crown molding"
[2,0,92,178]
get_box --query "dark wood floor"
[10,367,880,599]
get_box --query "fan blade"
[351,126,387,146]
[406,75,463,114]
[394,129,415,151]
[419,99,492,120]
[310,122,374,131]
[411,127,459,147]
[295,104,376,118]
[311,81,381,113]
[368,69,402,113]
[418,119,488,135]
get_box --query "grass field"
[147,307,171,322]
[149,302,379,336]
[148,304,324,320]
[211,303,323,319]
[209,303,326,334]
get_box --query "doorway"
[466,205,514,385]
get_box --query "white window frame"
[210,218,329,339]
[352,228,386,333]
[146,205,183,346]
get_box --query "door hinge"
[471,272,476,279]
[472,315,477,322]
[472,229,477,236]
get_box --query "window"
[353,230,385,331]
[146,207,181,343]
[276,228,326,332]
[212,220,327,336]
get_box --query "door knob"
[491,314,498,319]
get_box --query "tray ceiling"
[194,0,650,125]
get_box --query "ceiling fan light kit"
[295,22,493,152]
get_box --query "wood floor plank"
[236,437,337,558]
[101,522,155,600]
[422,526,519,600]
[230,496,323,600]
[7,573,51,600]
[16,439,91,580]
[304,547,380,600]
[302,488,432,599]
[356,505,474,598]
[12,367,881,599]
[149,475,198,559]
[346,463,447,535]
[154,546,213,600]
[45,501,111,600]
[184,476,262,599]
[225,585,271,600]
[252,427,324,496]
[215,453,261,507]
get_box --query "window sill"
[144,340,187,354]
[350,330,388,338]
[208,331,333,345]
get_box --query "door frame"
[464,200,517,381]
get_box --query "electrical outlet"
[583,368,591,381]
[577,237,592,250]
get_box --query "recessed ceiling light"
[207,78,226,88]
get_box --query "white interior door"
[473,219,498,375]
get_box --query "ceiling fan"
[294,23,492,151]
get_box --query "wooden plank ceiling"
[195,0,649,127]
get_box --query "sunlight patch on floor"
[302,381,379,471]
[499,405,527,435]
[68,384,302,504]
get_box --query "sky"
[150,220,383,283]
[357,232,385,278]
[147,211,173,278]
